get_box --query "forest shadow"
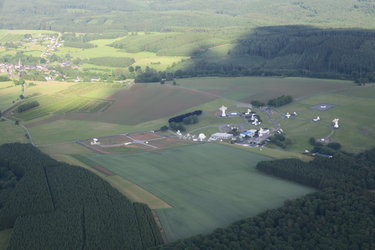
[178,25,375,83]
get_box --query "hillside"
[0,0,375,31]
[180,26,375,82]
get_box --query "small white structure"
[258,128,270,137]
[176,130,182,136]
[219,105,228,117]
[210,133,233,140]
[252,118,261,126]
[251,113,255,120]
[245,109,252,115]
[285,112,291,119]
[90,138,100,145]
[313,116,321,122]
[293,112,298,116]
[198,133,207,141]
[332,118,339,129]
[320,105,327,109]
[124,142,132,146]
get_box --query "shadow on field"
[178,25,375,82]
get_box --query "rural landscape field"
[0,0,375,249]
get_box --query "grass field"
[76,143,315,241]
[0,119,28,145]
[277,85,375,153]
[175,77,353,102]
[28,119,164,145]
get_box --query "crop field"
[59,84,217,125]
[76,143,315,241]
[175,77,353,102]
[11,82,126,122]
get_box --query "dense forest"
[160,148,375,249]
[0,143,163,250]
[1,0,375,32]
[179,26,375,82]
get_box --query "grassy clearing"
[0,119,28,145]
[77,143,315,241]
[0,229,12,250]
[277,85,375,153]
[175,77,353,102]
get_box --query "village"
[0,33,72,81]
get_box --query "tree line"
[176,26,375,83]
[0,143,163,249]
[17,101,40,113]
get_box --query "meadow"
[76,143,315,241]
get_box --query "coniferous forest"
[0,143,163,250]
[160,148,375,249]
[179,26,375,83]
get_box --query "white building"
[210,133,233,140]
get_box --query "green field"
[76,143,315,241]
[10,82,127,122]
[2,77,373,154]
[175,77,354,102]
[0,119,28,145]
[57,37,187,71]
[48,84,217,126]
[277,85,375,153]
